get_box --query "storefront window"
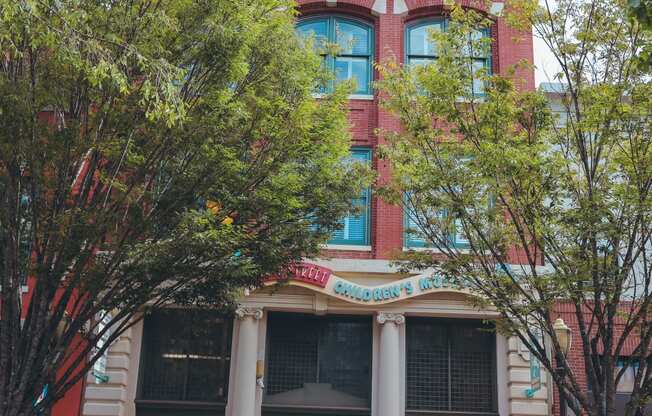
[263,313,372,415]
[406,318,497,415]
[137,309,232,415]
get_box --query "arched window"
[406,19,491,95]
[297,16,374,95]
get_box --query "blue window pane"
[407,21,490,97]
[407,57,436,69]
[329,149,371,245]
[297,20,328,50]
[330,197,368,243]
[405,212,429,247]
[335,21,369,55]
[335,57,369,93]
[405,212,473,249]
[472,59,486,95]
[408,23,441,56]
[406,201,473,249]
[404,207,445,248]
[462,30,488,58]
[348,198,368,242]
[454,219,470,247]
[296,17,373,94]
[330,220,345,241]
[348,149,371,163]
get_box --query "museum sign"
[266,262,472,305]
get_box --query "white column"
[231,307,263,416]
[376,312,404,416]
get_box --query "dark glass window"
[406,318,497,415]
[264,313,372,414]
[138,309,232,404]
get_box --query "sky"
[532,30,562,87]
[531,0,563,87]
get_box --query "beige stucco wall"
[79,281,551,416]
[507,337,550,416]
[82,319,143,416]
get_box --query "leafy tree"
[630,0,652,67]
[0,1,366,414]
[631,0,652,26]
[377,1,652,415]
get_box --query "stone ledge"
[106,355,130,370]
[84,386,126,402]
[510,400,549,415]
[86,369,128,385]
[509,352,533,368]
[82,402,123,416]
[510,385,549,400]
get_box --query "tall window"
[406,20,491,95]
[297,16,374,95]
[264,313,372,414]
[406,318,497,415]
[329,148,371,246]
[137,309,232,414]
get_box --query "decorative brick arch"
[400,0,500,77]
[403,0,493,16]
[297,0,377,14]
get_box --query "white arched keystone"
[394,0,408,14]
[372,0,387,14]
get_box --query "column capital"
[376,312,405,325]
[235,307,263,320]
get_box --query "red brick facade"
[298,0,535,261]
[50,3,536,415]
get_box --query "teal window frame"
[403,203,471,249]
[329,148,372,246]
[405,19,492,96]
[297,16,374,95]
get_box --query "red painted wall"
[20,281,86,416]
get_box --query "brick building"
[73,1,552,416]
[550,303,652,416]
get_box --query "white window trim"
[312,93,374,100]
[348,94,374,100]
[323,244,372,251]
[402,246,471,254]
